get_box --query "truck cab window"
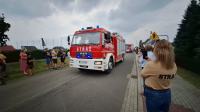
[104,32,111,43]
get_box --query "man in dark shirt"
[27,52,34,75]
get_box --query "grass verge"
[6,59,69,80]
[177,67,200,89]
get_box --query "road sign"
[150,32,159,40]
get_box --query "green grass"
[6,59,69,80]
[177,67,200,89]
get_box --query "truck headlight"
[94,61,102,65]
[70,59,74,63]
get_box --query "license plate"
[79,61,87,64]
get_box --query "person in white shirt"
[138,49,143,68]
[138,48,147,69]
[146,45,156,61]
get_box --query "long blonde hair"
[153,39,175,69]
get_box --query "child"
[27,53,34,76]
[60,49,66,68]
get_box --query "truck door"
[103,32,113,50]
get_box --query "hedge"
[3,50,45,63]
[176,56,200,74]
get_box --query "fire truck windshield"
[72,32,100,45]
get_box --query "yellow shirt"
[0,53,6,60]
[0,53,6,63]
[141,61,177,90]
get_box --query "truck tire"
[78,68,87,71]
[105,58,113,74]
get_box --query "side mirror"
[102,37,105,47]
[67,36,70,45]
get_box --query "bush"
[3,50,20,63]
[31,50,45,60]
[3,50,45,63]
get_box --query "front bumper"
[69,58,107,71]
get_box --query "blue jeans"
[144,86,171,112]
[45,57,51,64]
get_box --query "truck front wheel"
[78,68,87,71]
[105,58,113,74]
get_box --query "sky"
[0,0,190,49]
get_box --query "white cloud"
[126,0,190,46]
[2,0,190,49]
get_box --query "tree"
[174,0,200,57]
[193,0,200,59]
[0,13,11,47]
[174,0,200,74]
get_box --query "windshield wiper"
[86,43,98,45]
[74,43,98,45]
[73,43,88,46]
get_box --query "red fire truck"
[69,26,125,73]
[125,44,134,53]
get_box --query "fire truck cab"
[125,44,134,53]
[69,26,125,73]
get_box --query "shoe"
[23,72,28,75]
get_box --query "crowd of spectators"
[0,48,68,86]
[44,48,67,69]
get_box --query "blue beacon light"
[86,53,92,59]
[76,53,81,58]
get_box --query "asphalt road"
[0,53,134,112]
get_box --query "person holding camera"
[141,39,177,112]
